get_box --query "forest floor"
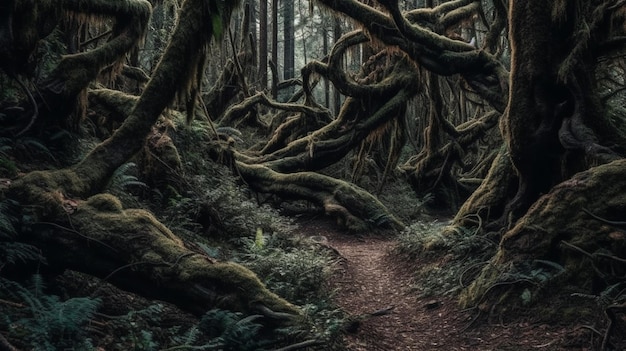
[298,217,593,351]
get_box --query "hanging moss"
[46,0,151,100]
[74,0,240,192]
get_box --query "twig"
[0,298,23,308]
[0,332,20,351]
[37,221,118,253]
[602,303,626,351]
[80,29,112,48]
[13,75,38,137]
[270,339,325,351]
[582,208,626,227]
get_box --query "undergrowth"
[0,275,100,351]
[394,221,497,297]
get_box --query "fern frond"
[18,137,57,163]
[0,275,101,350]
[105,162,147,192]
[0,242,43,266]
[0,199,19,239]
[0,137,11,156]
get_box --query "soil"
[298,217,596,351]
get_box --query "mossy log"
[459,159,626,310]
[236,162,404,232]
[7,177,299,318]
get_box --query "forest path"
[297,216,574,351]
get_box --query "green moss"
[460,159,626,319]
[64,194,298,316]
[85,193,123,213]
[458,259,509,309]
[454,146,515,227]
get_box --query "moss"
[461,159,626,315]
[55,193,298,316]
[180,258,299,315]
[51,0,152,97]
[85,193,123,213]
[6,169,90,219]
[458,257,509,309]
[454,146,516,226]
[237,161,403,232]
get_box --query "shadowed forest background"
[1,0,626,350]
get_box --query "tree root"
[236,162,404,232]
[6,168,299,318]
[459,159,626,310]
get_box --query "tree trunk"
[457,0,626,312]
[271,0,278,98]
[282,0,295,98]
[332,17,342,115]
[259,0,268,89]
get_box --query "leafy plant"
[12,137,58,163]
[0,199,43,270]
[242,233,336,304]
[0,199,19,239]
[107,303,163,351]
[0,275,100,351]
[395,221,497,297]
[199,309,265,350]
[105,162,147,194]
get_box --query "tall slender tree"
[283,0,294,84]
[271,0,278,98]
[259,0,268,89]
[332,17,342,114]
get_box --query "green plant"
[0,275,100,350]
[395,221,498,298]
[0,199,43,270]
[0,199,19,238]
[108,303,163,351]
[0,137,12,157]
[199,309,269,351]
[0,157,18,177]
[12,137,57,163]
[241,232,336,304]
[105,162,148,193]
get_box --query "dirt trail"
[299,217,578,351]
[328,236,467,350]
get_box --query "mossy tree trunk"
[5,0,300,319]
[458,0,626,311]
[317,0,626,316]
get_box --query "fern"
[0,242,44,267]
[0,199,44,269]
[0,137,12,156]
[14,137,57,163]
[0,199,19,239]
[166,326,204,349]
[105,162,147,192]
[199,309,271,351]
[0,275,100,351]
[573,282,625,307]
